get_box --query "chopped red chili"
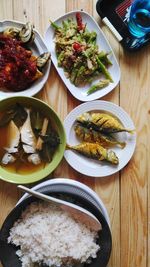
[0,35,37,92]
[76,12,85,31]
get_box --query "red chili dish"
[0,22,50,92]
[0,35,37,92]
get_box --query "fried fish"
[74,124,126,148]
[66,142,119,165]
[76,112,134,134]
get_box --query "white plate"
[64,100,136,177]
[45,10,120,102]
[17,178,110,226]
[0,20,51,99]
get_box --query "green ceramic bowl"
[0,96,66,184]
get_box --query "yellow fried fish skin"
[66,142,119,165]
[74,124,126,148]
[77,112,134,134]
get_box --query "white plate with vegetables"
[64,100,136,177]
[45,10,120,102]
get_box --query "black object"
[0,186,112,267]
[96,0,150,51]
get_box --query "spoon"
[18,185,101,232]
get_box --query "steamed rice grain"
[8,202,100,267]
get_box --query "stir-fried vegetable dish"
[51,12,113,93]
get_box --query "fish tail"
[66,144,72,150]
[66,144,80,152]
[107,150,119,165]
[127,129,135,134]
[119,142,126,149]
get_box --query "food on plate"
[66,111,135,166]
[66,142,119,165]
[74,124,126,148]
[51,12,113,91]
[8,201,100,267]
[0,22,50,92]
[87,79,110,95]
[0,103,60,173]
[77,112,135,134]
[36,52,50,69]
[1,120,20,165]
[3,22,34,43]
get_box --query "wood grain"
[120,45,149,267]
[0,2,19,267]
[0,1,149,267]
[92,1,121,266]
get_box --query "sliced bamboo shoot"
[36,118,49,150]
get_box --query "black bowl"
[0,188,112,267]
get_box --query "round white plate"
[0,20,51,99]
[64,100,136,177]
[17,178,110,226]
[45,10,120,102]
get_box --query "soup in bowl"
[0,96,66,184]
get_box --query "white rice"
[8,202,100,267]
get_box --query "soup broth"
[0,104,60,175]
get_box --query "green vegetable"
[74,66,86,86]
[0,103,27,128]
[98,51,112,65]
[70,68,78,83]
[57,51,65,66]
[39,129,60,163]
[50,20,60,31]
[88,31,97,44]
[30,111,44,136]
[53,13,113,87]
[62,20,69,30]
[96,57,113,82]
[87,79,110,95]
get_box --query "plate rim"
[64,100,136,177]
[44,10,120,102]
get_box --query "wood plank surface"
[120,46,149,267]
[0,1,149,267]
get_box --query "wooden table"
[0,1,149,267]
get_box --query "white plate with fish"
[45,10,120,102]
[0,20,51,99]
[64,100,136,177]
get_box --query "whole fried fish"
[74,124,126,148]
[77,112,134,134]
[66,142,119,165]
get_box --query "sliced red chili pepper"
[76,12,85,31]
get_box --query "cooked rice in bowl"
[8,201,101,267]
